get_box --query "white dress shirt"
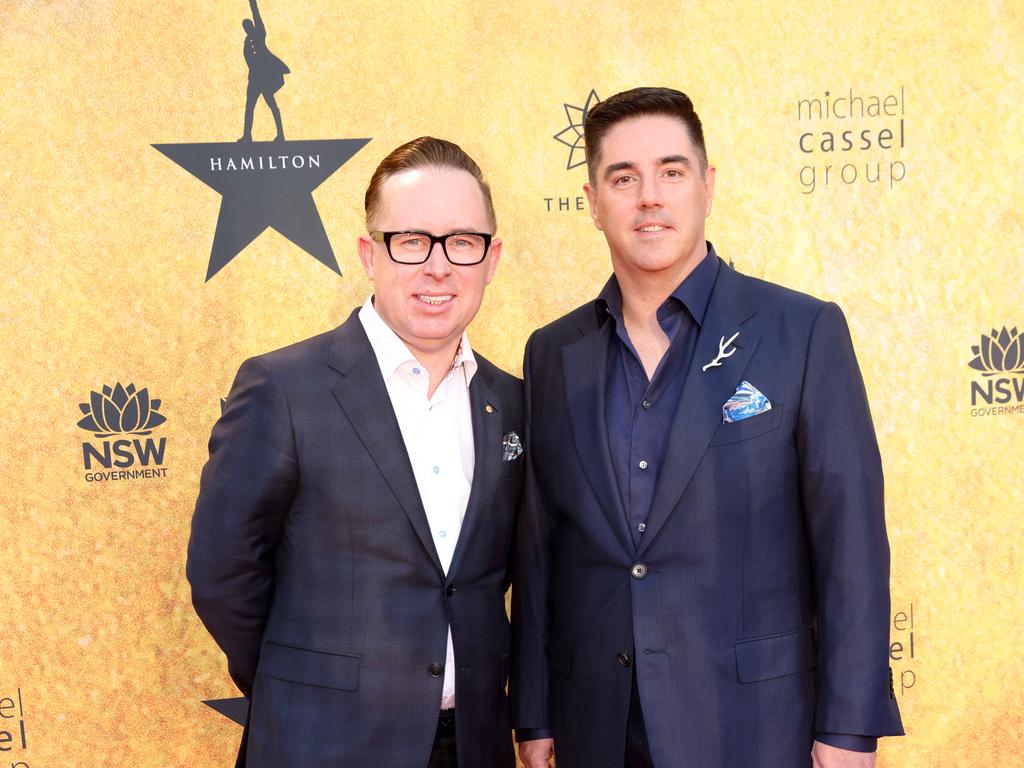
[358,297,476,710]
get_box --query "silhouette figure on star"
[238,0,289,142]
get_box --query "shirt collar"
[358,296,478,387]
[597,241,721,329]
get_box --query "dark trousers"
[626,664,655,768]
[428,709,458,768]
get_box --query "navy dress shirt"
[600,249,719,548]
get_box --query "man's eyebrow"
[602,155,693,180]
[602,161,637,180]
[659,154,693,168]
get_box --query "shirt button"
[631,563,648,579]
[638,460,649,470]
[641,399,652,409]
[433,465,440,474]
[439,530,447,538]
[429,662,444,678]
[412,367,421,375]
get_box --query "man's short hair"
[364,136,496,232]
[583,87,708,182]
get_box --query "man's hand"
[518,737,555,768]
[812,740,877,768]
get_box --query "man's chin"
[407,322,464,348]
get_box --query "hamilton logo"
[78,383,169,481]
[968,326,1024,416]
[153,1,370,280]
[968,326,1024,376]
[553,89,600,170]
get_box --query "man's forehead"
[375,167,490,228]
[600,114,697,159]
[378,166,478,197]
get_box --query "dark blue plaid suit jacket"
[188,310,522,767]
[511,260,903,767]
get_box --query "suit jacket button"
[446,585,457,597]
[429,663,444,678]
[631,563,648,579]
[616,652,632,667]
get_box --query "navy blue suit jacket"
[511,260,903,767]
[188,311,522,768]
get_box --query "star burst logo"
[553,90,600,171]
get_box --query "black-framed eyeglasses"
[369,230,493,266]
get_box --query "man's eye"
[613,175,635,185]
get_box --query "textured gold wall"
[2,1,1022,765]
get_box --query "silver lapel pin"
[702,332,740,372]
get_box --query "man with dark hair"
[512,87,903,768]
[188,136,521,767]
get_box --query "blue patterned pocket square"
[722,381,772,423]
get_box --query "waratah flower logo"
[554,89,601,171]
[77,383,167,437]
[968,327,1024,376]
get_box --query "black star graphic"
[203,697,248,726]
[153,139,370,280]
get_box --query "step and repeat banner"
[2,1,1022,766]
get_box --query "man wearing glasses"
[188,137,521,768]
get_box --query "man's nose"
[637,177,664,208]
[422,240,452,277]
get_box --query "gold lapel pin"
[485,403,495,414]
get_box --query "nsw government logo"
[153,1,370,280]
[968,326,1024,417]
[78,383,169,481]
[544,89,601,213]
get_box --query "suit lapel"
[327,312,443,575]
[447,366,503,579]
[637,267,761,558]
[562,318,634,555]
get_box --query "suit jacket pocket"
[259,640,361,691]
[548,636,573,678]
[734,626,816,683]
[497,454,525,481]
[709,404,784,447]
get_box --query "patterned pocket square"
[722,381,772,423]
[502,431,523,461]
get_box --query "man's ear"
[584,181,603,231]
[357,234,376,279]
[483,238,502,286]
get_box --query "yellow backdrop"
[2,1,1022,765]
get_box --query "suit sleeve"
[510,332,553,735]
[186,355,298,695]
[796,302,904,737]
